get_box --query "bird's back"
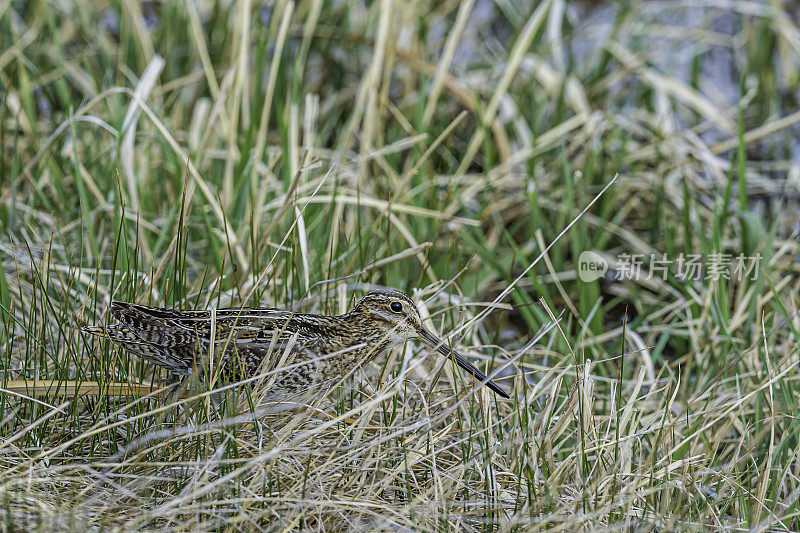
[86,302,323,378]
[85,301,391,384]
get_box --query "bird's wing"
[106,302,316,377]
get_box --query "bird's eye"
[389,301,403,313]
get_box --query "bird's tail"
[82,324,108,337]
[82,303,195,375]
[82,322,128,341]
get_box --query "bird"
[82,288,510,402]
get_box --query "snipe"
[83,288,509,401]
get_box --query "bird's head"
[350,288,509,398]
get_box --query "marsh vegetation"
[2,0,800,530]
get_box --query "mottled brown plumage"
[83,288,509,401]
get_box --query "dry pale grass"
[2,0,800,530]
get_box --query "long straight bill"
[418,329,510,398]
